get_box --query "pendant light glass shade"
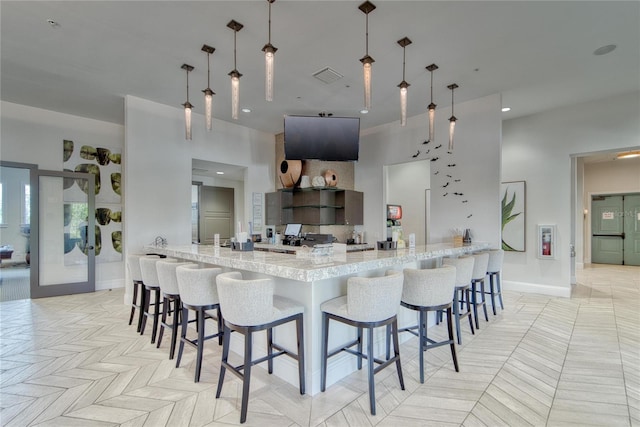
[399,81,409,126]
[181,64,194,141]
[263,1,277,102]
[426,64,438,143]
[227,20,244,120]
[230,71,241,120]
[202,45,215,131]
[397,37,412,127]
[359,1,376,111]
[264,46,275,102]
[363,59,372,109]
[448,83,458,151]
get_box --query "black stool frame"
[176,302,223,382]
[399,301,459,383]
[470,277,489,328]
[215,313,305,424]
[321,313,404,416]
[156,291,181,359]
[486,270,504,315]
[129,279,144,332]
[140,285,162,343]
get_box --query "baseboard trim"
[503,280,571,298]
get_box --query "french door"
[31,170,95,298]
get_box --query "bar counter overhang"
[144,242,489,395]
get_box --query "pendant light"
[359,1,376,111]
[448,83,459,151]
[227,20,244,120]
[201,45,215,131]
[262,0,277,102]
[397,37,412,126]
[181,63,194,140]
[425,64,438,143]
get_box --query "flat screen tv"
[284,115,360,161]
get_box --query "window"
[23,184,30,225]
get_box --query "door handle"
[592,233,625,239]
[86,245,95,250]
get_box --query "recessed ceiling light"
[501,107,511,112]
[360,109,369,114]
[216,171,225,175]
[241,108,251,113]
[593,44,616,56]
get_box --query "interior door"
[623,194,640,266]
[31,170,95,298]
[199,186,234,244]
[591,195,624,265]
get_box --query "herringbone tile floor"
[0,264,638,426]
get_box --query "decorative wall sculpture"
[62,139,122,263]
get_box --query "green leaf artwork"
[501,187,522,251]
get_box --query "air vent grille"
[312,67,343,84]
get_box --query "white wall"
[386,160,430,245]
[123,95,275,253]
[1,101,125,290]
[502,91,640,295]
[582,157,640,263]
[357,94,502,249]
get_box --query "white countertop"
[145,242,489,282]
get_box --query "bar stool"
[156,260,194,359]
[320,270,404,416]
[215,271,305,424]
[175,264,224,383]
[470,252,490,328]
[400,266,459,383]
[139,256,176,343]
[126,253,155,332]
[486,249,505,314]
[442,256,476,344]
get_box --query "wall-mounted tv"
[284,115,360,161]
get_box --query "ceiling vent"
[312,67,343,84]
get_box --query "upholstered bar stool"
[215,271,305,424]
[320,270,405,416]
[442,256,476,345]
[156,260,194,359]
[126,253,157,332]
[400,266,459,383]
[139,256,176,343]
[486,249,505,314]
[470,252,490,328]
[175,264,224,383]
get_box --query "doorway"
[0,163,33,301]
[194,185,234,244]
[591,193,640,266]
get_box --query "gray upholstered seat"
[139,256,175,342]
[470,252,490,328]
[400,265,458,383]
[126,253,156,332]
[156,260,194,359]
[442,256,476,344]
[175,264,223,383]
[215,271,305,424]
[320,270,405,416]
[486,249,505,314]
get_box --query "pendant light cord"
[186,70,190,103]
[402,46,406,81]
[268,1,272,44]
[365,13,369,56]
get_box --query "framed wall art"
[501,181,525,252]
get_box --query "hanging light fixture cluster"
[179,3,462,145]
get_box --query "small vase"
[278,160,302,188]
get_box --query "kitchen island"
[145,242,489,394]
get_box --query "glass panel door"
[31,170,95,298]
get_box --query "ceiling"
[1,1,639,136]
